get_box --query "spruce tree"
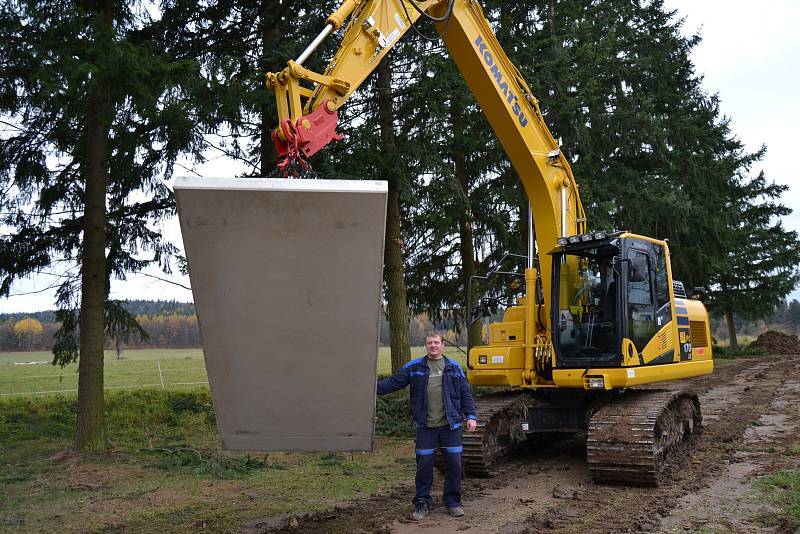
[0,0,207,450]
[708,169,800,347]
[160,0,337,176]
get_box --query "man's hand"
[466,419,477,432]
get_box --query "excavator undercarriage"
[461,388,701,485]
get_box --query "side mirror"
[691,287,706,302]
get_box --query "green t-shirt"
[426,357,448,427]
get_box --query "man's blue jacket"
[377,356,477,429]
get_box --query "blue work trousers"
[414,425,462,508]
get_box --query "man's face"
[425,336,443,359]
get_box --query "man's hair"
[424,330,444,342]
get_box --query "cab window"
[627,251,652,305]
[627,249,656,351]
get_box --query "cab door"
[622,241,658,357]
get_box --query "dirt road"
[263,356,800,533]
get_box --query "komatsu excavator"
[266,0,713,485]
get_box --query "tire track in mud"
[525,356,799,533]
[658,366,800,533]
[256,357,799,533]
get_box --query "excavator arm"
[268,0,712,391]
[267,0,586,322]
[266,0,436,162]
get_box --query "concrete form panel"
[174,177,387,451]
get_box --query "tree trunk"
[76,5,113,451]
[259,0,280,176]
[725,308,738,349]
[377,57,410,373]
[449,94,481,348]
[385,191,411,372]
[260,102,277,175]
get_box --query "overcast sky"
[2,0,798,313]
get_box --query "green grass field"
[0,346,470,531]
[0,349,207,397]
[0,347,467,398]
[0,385,418,532]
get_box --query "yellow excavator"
[266,0,713,485]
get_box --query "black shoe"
[448,506,465,517]
[412,503,429,521]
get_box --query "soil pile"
[748,330,800,355]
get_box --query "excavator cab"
[551,232,676,370]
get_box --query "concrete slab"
[174,177,387,451]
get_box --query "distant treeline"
[0,300,467,352]
[710,299,800,341]
[0,306,201,352]
[3,298,800,352]
[0,300,196,325]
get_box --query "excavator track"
[462,394,534,477]
[587,389,701,486]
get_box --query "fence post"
[157,361,165,389]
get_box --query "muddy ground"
[251,356,800,533]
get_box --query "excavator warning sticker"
[378,13,407,49]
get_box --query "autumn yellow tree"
[14,317,44,351]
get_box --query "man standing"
[377,331,477,520]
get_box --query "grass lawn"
[0,349,207,398]
[0,387,416,533]
[0,346,469,531]
[756,468,800,530]
[0,347,467,398]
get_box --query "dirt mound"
[749,330,800,355]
